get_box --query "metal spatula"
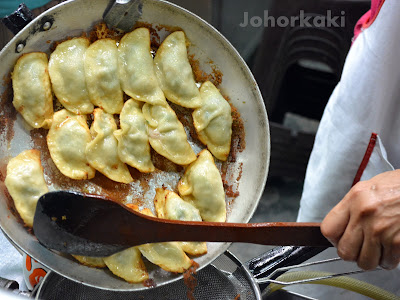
[103,0,143,32]
[32,191,332,257]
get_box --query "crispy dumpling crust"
[154,31,201,108]
[154,188,207,256]
[118,28,166,106]
[72,255,106,268]
[139,241,193,273]
[86,108,133,183]
[84,38,124,114]
[114,99,155,173]
[48,37,93,114]
[12,52,53,129]
[104,247,148,283]
[5,150,48,227]
[142,103,196,165]
[47,109,95,180]
[194,81,233,161]
[128,205,193,273]
[178,150,226,222]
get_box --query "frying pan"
[0,0,270,291]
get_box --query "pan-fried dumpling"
[12,52,53,129]
[154,188,207,256]
[84,38,123,114]
[130,206,193,273]
[142,103,196,165]
[5,150,48,227]
[86,109,133,183]
[114,100,155,173]
[48,37,93,114]
[154,31,201,108]
[154,188,202,221]
[104,247,148,283]
[178,150,226,222]
[118,28,166,105]
[139,241,193,273]
[194,81,232,161]
[72,255,106,268]
[47,109,95,180]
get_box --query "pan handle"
[245,246,327,289]
[0,277,31,297]
[1,4,34,35]
[0,277,19,291]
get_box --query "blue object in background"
[0,1,51,18]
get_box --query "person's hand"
[321,170,400,270]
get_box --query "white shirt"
[298,0,400,223]
[295,0,400,298]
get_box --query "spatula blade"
[103,0,143,32]
[33,191,128,257]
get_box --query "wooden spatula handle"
[34,192,333,256]
[133,219,332,247]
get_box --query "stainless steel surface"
[168,0,214,24]
[0,0,270,292]
[284,247,400,299]
[258,257,380,286]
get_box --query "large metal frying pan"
[0,0,270,291]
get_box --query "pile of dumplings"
[5,27,235,283]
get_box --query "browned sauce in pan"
[0,23,247,278]
[183,260,199,300]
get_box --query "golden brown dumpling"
[194,81,232,161]
[5,150,48,227]
[104,247,148,283]
[142,103,196,165]
[178,150,226,222]
[139,241,193,273]
[118,28,166,105]
[12,52,53,129]
[47,109,95,180]
[114,100,155,173]
[84,38,124,114]
[72,255,106,268]
[48,37,93,114]
[86,109,133,183]
[154,188,207,256]
[154,31,201,108]
[130,206,193,273]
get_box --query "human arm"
[321,170,400,270]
